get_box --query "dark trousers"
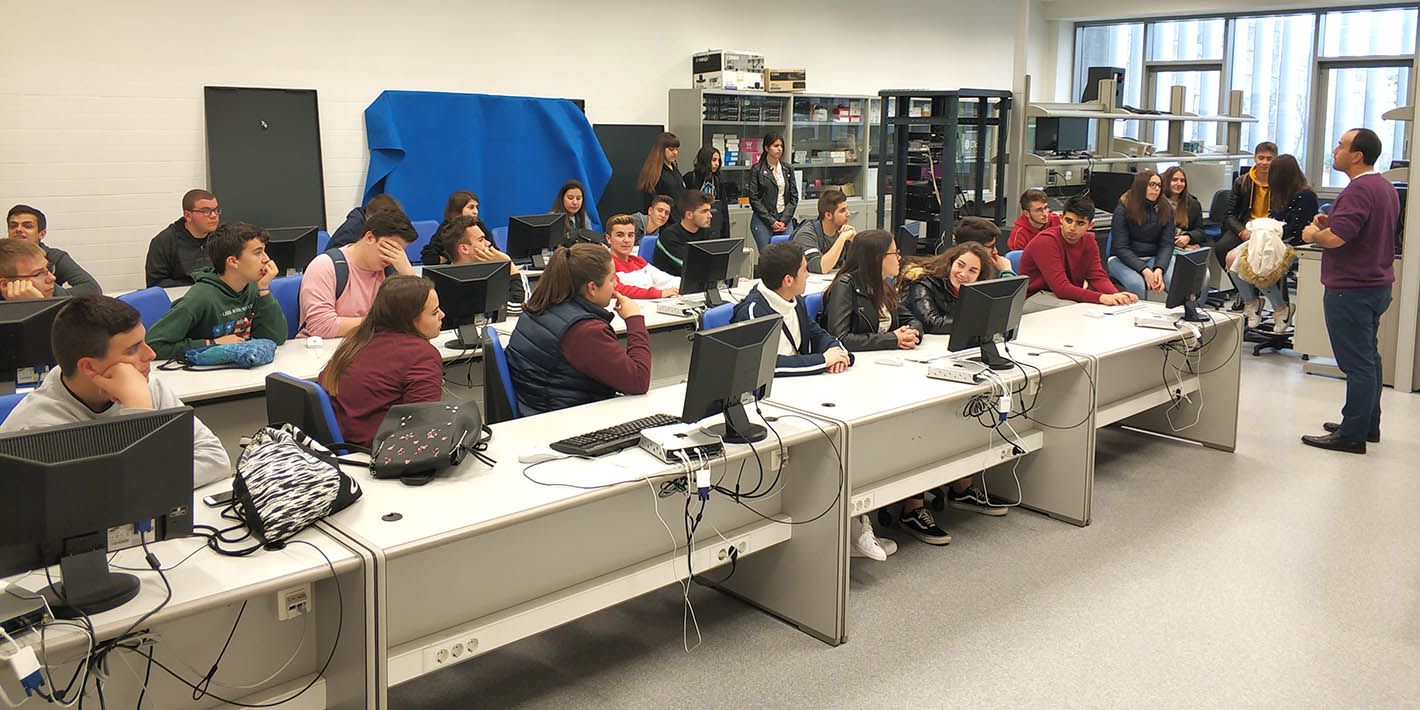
[1322,286,1392,441]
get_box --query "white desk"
[322,384,848,691]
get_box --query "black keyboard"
[550,414,682,458]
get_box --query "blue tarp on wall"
[362,90,611,230]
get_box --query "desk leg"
[714,417,848,645]
[1120,316,1242,452]
[317,522,387,709]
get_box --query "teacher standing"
[1300,128,1399,455]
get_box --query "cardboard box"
[693,70,764,91]
[763,68,807,93]
[692,49,765,75]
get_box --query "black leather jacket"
[822,272,923,351]
[1224,171,1259,236]
[749,160,798,224]
[902,274,958,335]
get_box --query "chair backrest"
[481,325,520,423]
[770,232,792,245]
[638,235,658,262]
[491,225,509,252]
[1005,249,1023,273]
[118,287,172,329]
[700,302,734,331]
[0,393,25,425]
[804,292,824,322]
[408,220,440,264]
[265,372,343,447]
[1206,188,1232,223]
[268,274,303,339]
[316,230,331,253]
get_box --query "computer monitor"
[0,408,195,618]
[1165,247,1211,323]
[1081,66,1126,105]
[1034,117,1090,154]
[507,213,567,264]
[1088,170,1135,214]
[564,228,606,247]
[263,226,319,275]
[681,238,743,307]
[0,297,67,393]
[896,223,921,257]
[682,315,781,444]
[948,275,1029,370]
[424,261,512,349]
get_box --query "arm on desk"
[153,378,231,487]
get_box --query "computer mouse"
[305,336,324,349]
[517,448,563,464]
[877,356,906,367]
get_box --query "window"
[1231,14,1317,168]
[1321,65,1411,186]
[1150,70,1221,147]
[1076,24,1144,106]
[1322,7,1417,56]
[1148,18,1225,61]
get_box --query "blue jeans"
[1236,278,1286,310]
[1107,253,1175,299]
[1322,286,1391,441]
[750,215,791,251]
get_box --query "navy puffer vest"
[505,298,617,415]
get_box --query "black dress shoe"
[1323,422,1380,443]
[1301,432,1367,454]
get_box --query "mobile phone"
[203,489,234,507]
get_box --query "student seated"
[606,214,679,299]
[633,195,673,240]
[146,221,287,359]
[327,193,405,250]
[0,239,62,301]
[146,189,221,287]
[1108,170,1178,299]
[552,180,591,234]
[900,242,999,334]
[7,205,101,295]
[791,188,857,274]
[422,191,491,266]
[318,276,445,448]
[0,296,230,488]
[505,244,651,416]
[733,242,852,376]
[298,211,419,338]
[953,216,1015,276]
[439,215,528,316]
[1006,188,1060,251]
[1021,194,1139,312]
[653,191,715,277]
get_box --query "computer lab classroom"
[0,1,1417,707]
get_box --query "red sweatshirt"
[323,331,443,447]
[562,314,652,395]
[1020,226,1117,304]
[1007,211,1061,252]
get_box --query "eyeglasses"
[11,264,55,280]
[885,250,901,257]
[187,207,221,217]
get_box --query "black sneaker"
[949,487,1009,517]
[900,506,951,545]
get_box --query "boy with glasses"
[146,189,221,287]
[0,238,62,301]
[7,204,102,295]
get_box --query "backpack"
[298,248,396,333]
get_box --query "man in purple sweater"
[1300,128,1400,454]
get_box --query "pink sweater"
[297,245,386,338]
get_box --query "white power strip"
[927,358,989,384]
[1133,312,1179,330]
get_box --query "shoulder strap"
[326,247,350,300]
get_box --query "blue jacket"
[1111,200,1176,272]
[327,207,366,250]
[505,298,617,415]
[731,287,851,376]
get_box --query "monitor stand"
[702,286,726,308]
[41,535,141,619]
[968,342,1016,371]
[1180,301,1209,323]
[445,315,490,350]
[703,402,766,444]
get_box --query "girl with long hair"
[422,190,490,265]
[1108,169,1178,298]
[1229,153,1316,330]
[635,132,686,212]
[551,180,590,232]
[748,132,798,250]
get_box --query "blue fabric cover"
[362,91,611,229]
[185,338,278,368]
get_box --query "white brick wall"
[0,0,1019,292]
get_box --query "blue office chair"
[770,232,792,245]
[264,372,344,450]
[701,303,734,331]
[804,292,824,322]
[408,220,440,264]
[481,325,520,424]
[0,393,25,425]
[118,287,172,329]
[1005,250,1023,273]
[638,235,659,262]
[268,274,303,339]
[491,226,509,252]
[316,230,331,253]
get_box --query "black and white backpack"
[221,424,364,550]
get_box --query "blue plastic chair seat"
[701,303,734,331]
[118,287,172,330]
[409,220,439,264]
[483,325,519,421]
[1005,250,1023,273]
[804,292,824,322]
[638,236,659,263]
[0,393,25,425]
[268,275,303,338]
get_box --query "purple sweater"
[1323,173,1399,290]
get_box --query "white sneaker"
[1272,302,1293,334]
[851,514,887,561]
[1243,298,1262,329]
[877,537,898,556]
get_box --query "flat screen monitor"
[1088,170,1135,214]
[565,228,606,247]
[681,238,743,306]
[264,226,319,274]
[683,315,781,444]
[1165,247,1211,322]
[1034,117,1090,154]
[507,213,567,263]
[424,261,512,349]
[0,297,68,392]
[1081,66,1126,105]
[948,275,1029,370]
[0,408,195,618]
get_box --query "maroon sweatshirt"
[562,314,652,396]
[323,331,443,447]
[1020,226,1117,304]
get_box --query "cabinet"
[1295,247,1420,387]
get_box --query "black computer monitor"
[264,226,319,275]
[682,315,781,444]
[0,297,67,393]
[0,408,195,618]
[1034,117,1090,154]
[1165,247,1211,323]
[564,228,606,247]
[1081,66,1126,105]
[896,222,921,257]
[1088,170,1135,214]
[507,213,567,263]
[424,261,512,349]
[948,275,1029,370]
[681,238,743,307]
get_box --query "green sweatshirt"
[145,267,288,359]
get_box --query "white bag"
[1232,217,1295,288]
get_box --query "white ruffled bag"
[1231,217,1295,288]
